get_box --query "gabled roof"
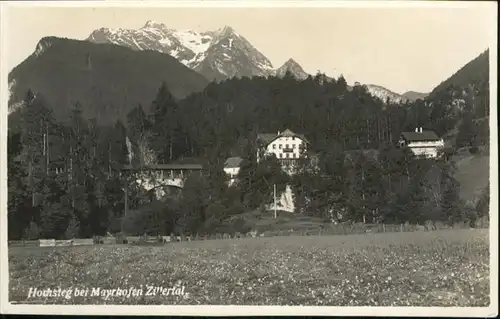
[401,131,441,142]
[257,133,278,145]
[279,129,296,137]
[257,129,310,145]
[224,157,243,169]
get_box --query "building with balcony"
[256,129,309,174]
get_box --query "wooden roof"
[401,131,441,142]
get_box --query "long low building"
[121,163,203,194]
[121,163,203,177]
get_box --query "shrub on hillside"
[22,221,40,240]
[107,217,123,234]
[122,200,177,236]
[469,146,479,154]
[476,186,490,219]
[475,215,489,228]
[231,217,252,234]
[115,232,128,244]
[64,215,80,240]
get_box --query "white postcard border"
[0,1,497,317]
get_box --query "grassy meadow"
[9,229,489,306]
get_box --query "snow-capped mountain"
[275,58,309,80]
[363,84,408,104]
[88,20,213,68]
[87,21,274,82]
[87,21,414,104]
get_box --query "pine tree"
[456,113,479,148]
[345,152,367,222]
[19,92,55,208]
[476,185,490,220]
[39,202,71,239]
[337,74,347,90]
[126,104,151,144]
[179,174,209,234]
[440,163,462,224]
[64,214,81,239]
[111,120,129,168]
[150,82,180,162]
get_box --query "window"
[286,144,289,148]
[292,144,296,149]
[279,144,282,149]
[272,144,276,149]
[292,137,295,140]
[286,153,289,158]
[280,153,283,158]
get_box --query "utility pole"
[124,183,128,217]
[273,184,277,219]
[122,182,128,234]
[262,176,277,219]
[45,123,49,174]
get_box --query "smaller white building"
[224,157,243,186]
[398,127,444,158]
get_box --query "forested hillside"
[7,49,490,240]
[8,37,209,125]
[428,49,489,100]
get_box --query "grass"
[230,209,329,233]
[9,229,489,306]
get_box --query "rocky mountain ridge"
[87,21,418,102]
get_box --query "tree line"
[7,71,490,239]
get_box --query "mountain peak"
[83,24,283,82]
[214,25,237,39]
[143,20,167,29]
[283,58,300,67]
[33,36,58,57]
[9,36,209,124]
[275,58,308,80]
[364,84,408,104]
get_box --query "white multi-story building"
[398,127,445,158]
[254,129,309,213]
[256,129,309,168]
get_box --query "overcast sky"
[2,2,496,94]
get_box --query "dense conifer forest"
[7,49,490,239]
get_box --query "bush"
[122,200,176,236]
[64,216,80,240]
[231,217,252,234]
[93,236,103,244]
[115,232,128,244]
[475,215,489,228]
[22,221,40,240]
[469,146,479,154]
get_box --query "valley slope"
[8,36,209,124]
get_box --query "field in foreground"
[9,229,489,306]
